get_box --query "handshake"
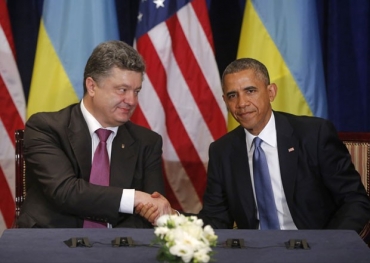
[134,191,176,225]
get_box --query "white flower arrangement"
[153,214,218,263]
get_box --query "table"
[0,228,369,262]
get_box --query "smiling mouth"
[237,111,253,117]
[117,107,130,113]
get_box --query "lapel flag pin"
[288,147,294,152]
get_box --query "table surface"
[0,228,369,262]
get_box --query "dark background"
[7,0,370,132]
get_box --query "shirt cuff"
[119,189,135,214]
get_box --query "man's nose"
[123,91,137,105]
[236,95,248,107]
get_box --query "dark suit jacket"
[18,103,165,228]
[198,111,370,233]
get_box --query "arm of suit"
[198,140,239,229]
[197,176,234,228]
[23,109,166,228]
[23,112,123,224]
[317,120,370,232]
[198,128,247,229]
[197,127,257,230]
[113,123,167,227]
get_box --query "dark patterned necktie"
[253,137,280,230]
[83,128,112,228]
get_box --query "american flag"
[0,0,26,233]
[132,0,227,213]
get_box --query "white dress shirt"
[80,100,135,220]
[245,112,297,230]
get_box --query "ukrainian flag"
[27,0,119,118]
[229,0,327,130]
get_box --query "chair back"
[338,132,370,195]
[338,132,370,246]
[14,129,25,227]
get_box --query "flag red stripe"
[191,0,215,51]
[131,105,150,130]
[137,34,207,199]
[0,0,16,56]
[161,166,182,211]
[0,0,25,232]
[0,0,24,144]
[166,15,227,140]
[131,102,182,210]
[0,168,15,228]
[0,76,25,146]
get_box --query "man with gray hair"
[18,40,172,228]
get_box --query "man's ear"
[85,77,96,96]
[268,83,278,102]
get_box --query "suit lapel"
[230,126,258,228]
[274,112,299,208]
[66,104,137,187]
[67,104,92,181]
[110,124,137,188]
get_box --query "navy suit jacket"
[198,111,370,233]
[18,103,165,228]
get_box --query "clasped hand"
[134,191,175,225]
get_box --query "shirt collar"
[245,111,277,152]
[80,99,118,137]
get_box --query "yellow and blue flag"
[27,0,119,118]
[229,0,327,130]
